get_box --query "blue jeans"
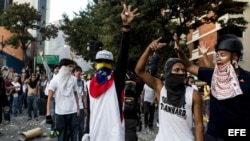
[50,98,56,130]
[56,113,78,141]
[12,96,19,116]
[4,110,11,121]
[78,109,85,141]
[4,95,11,121]
[27,95,38,118]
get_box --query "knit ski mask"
[164,58,186,107]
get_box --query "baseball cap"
[95,50,113,62]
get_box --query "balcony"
[190,48,199,60]
[192,30,199,41]
[190,49,216,61]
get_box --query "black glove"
[46,115,53,124]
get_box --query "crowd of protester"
[1,4,250,141]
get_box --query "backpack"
[124,80,137,112]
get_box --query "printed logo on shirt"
[160,96,186,119]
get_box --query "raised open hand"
[121,4,140,25]
[198,41,210,55]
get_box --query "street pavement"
[0,109,206,141]
[0,109,158,141]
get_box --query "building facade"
[0,0,49,72]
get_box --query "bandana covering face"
[90,73,114,98]
[96,68,112,84]
[211,62,243,100]
[164,58,186,107]
[56,66,73,96]
[165,74,186,107]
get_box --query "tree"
[60,0,248,72]
[0,2,59,67]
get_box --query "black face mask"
[165,73,186,107]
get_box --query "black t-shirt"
[198,67,250,138]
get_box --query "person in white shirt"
[46,58,80,141]
[141,84,156,130]
[40,51,59,138]
[73,66,88,141]
[186,75,199,91]
[11,75,21,117]
[82,5,140,141]
[135,37,204,141]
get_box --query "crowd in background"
[1,4,250,141]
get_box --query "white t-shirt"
[143,84,155,103]
[191,84,198,91]
[22,83,27,93]
[48,75,78,115]
[75,77,86,109]
[11,82,21,97]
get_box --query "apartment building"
[0,0,49,72]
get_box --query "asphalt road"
[0,109,159,141]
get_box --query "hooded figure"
[164,58,186,107]
[135,37,204,141]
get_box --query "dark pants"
[4,96,11,121]
[56,113,78,141]
[24,93,28,108]
[18,93,25,114]
[125,119,138,141]
[143,101,155,128]
[0,106,2,124]
[78,109,85,141]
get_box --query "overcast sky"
[49,0,90,22]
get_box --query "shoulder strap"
[81,80,85,93]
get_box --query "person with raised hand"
[82,4,140,141]
[198,41,213,68]
[175,33,250,141]
[135,37,204,141]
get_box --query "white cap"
[95,50,113,61]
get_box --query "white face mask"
[59,66,73,76]
[67,66,73,73]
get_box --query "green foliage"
[59,0,248,71]
[0,2,59,66]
